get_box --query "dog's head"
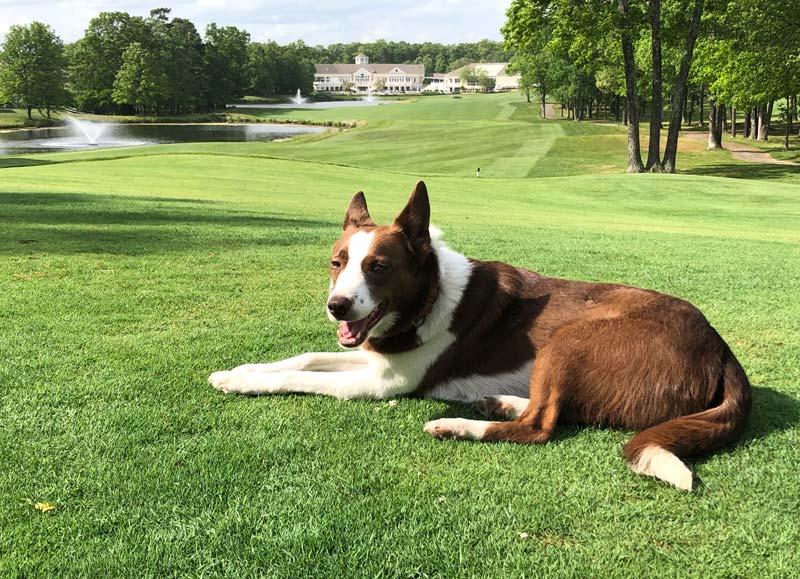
[327,181,439,348]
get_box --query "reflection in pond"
[0,123,327,155]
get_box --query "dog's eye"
[371,263,388,273]
[331,260,341,269]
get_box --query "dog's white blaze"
[427,363,532,402]
[631,445,693,491]
[330,230,377,320]
[423,418,491,440]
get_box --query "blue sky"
[0,0,511,45]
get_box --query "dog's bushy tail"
[623,347,752,491]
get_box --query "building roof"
[355,53,368,58]
[314,63,425,75]
[444,62,512,78]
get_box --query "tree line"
[0,9,510,118]
[504,0,800,172]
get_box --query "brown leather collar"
[378,284,440,340]
[412,285,440,328]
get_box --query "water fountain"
[291,89,307,105]
[364,87,375,103]
[66,116,110,146]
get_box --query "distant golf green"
[1,93,798,578]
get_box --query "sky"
[0,0,511,46]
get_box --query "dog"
[209,181,752,491]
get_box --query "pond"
[0,123,327,155]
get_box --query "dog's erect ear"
[343,191,375,230]
[394,181,431,257]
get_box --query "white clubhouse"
[314,53,424,94]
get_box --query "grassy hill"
[1,93,798,578]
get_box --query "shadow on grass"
[0,156,58,169]
[684,163,800,180]
[741,385,800,441]
[0,192,333,255]
[428,385,798,451]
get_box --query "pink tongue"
[339,319,369,340]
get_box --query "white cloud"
[0,0,510,45]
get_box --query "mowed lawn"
[1,94,799,578]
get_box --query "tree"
[617,0,646,172]
[248,42,280,97]
[67,12,149,113]
[459,66,480,91]
[164,16,205,113]
[510,45,559,116]
[112,42,168,114]
[0,22,67,120]
[204,23,250,109]
[645,0,663,171]
[660,0,704,172]
[476,69,496,93]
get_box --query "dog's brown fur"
[343,182,752,464]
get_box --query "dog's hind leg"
[424,344,567,444]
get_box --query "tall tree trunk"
[744,110,751,138]
[758,102,769,140]
[540,90,546,118]
[619,0,645,172]
[26,105,32,121]
[661,0,704,173]
[786,96,793,150]
[646,0,664,172]
[708,99,723,149]
[751,107,759,140]
[687,94,695,124]
[731,106,736,137]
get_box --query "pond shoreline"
[0,122,331,155]
[0,120,346,135]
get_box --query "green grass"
[1,93,799,578]
[0,108,48,129]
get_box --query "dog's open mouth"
[338,303,387,348]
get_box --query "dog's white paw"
[209,370,241,394]
[423,418,489,441]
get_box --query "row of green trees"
[0,9,511,118]
[317,39,511,74]
[504,0,800,172]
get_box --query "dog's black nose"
[327,296,353,320]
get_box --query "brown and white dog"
[209,181,752,491]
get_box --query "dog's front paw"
[424,418,488,441]
[209,370,242,394]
